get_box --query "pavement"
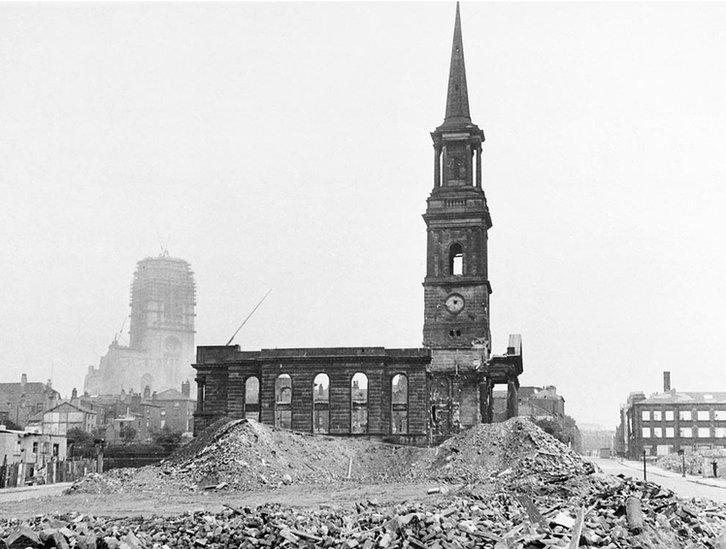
[0,482,71,502]
[592,457,726,503]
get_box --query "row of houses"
[1,374,195,447]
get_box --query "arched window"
[391,374,408,435]
[449,243,463,276]
[351,372,368,434]
[313,373,330,434]
[275,374,292,429]
[244,376,260,422]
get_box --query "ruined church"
[193,5,523,444]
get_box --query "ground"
[0,481,451,520]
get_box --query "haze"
[1,2,725,429]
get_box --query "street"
[592,458,726,503]
[0,482,71,503]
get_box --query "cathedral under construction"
[84,253,196,395]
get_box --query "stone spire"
[443,2,471,126]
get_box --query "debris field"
[3,418,726,548]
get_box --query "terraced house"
[193,5,524,445]
[619,371,726,458]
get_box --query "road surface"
[0,482,71,503]
[592,458,726,503]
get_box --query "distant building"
[153,384,195,433]
[28,401,98,435]
[579,423,615,456]
[74,381,194,441]
[0,374,61,428]
[619,371,726,459]
[493,385,566,422]
[0,426,66,466]
[84,252,196,395]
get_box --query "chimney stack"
[181,380,190,398]
[663,371,671,392]
[21,373,27,388]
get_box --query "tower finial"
[444,2,471,124]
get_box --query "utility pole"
[678,448,686,477]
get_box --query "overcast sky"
[2,2,725,429]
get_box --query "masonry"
[193,4,524,444]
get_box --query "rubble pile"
[11,418,726,547]
[416,417,586,484]
[5,473,726,549]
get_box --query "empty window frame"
[641,410,650,421]
[313,373,330,434]
[245,376,260,422]
[351,372,368,434]
[697,427,711,438]
[665,427,675,438]
[652,410,662,421]
[641,427,651,438]
[449,243,464,276]
[665,410,675,421]
[697,410,711,421]
[275,374,292,429]
[391,374,408,435]
[680,427,693,438]
[679,410,692,421]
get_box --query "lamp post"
[678,448,685,477]
[642,449,647,481]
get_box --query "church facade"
[193,5,523,444]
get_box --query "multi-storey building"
[192,5,524,444]
[84,252,196,395]
[0,374,61,428]
[620,371,726,458]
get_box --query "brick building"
[619,371,726,458]
[28,401,98,435]
[0,374,61,428]
[193,5,524,444]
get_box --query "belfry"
[192,4,523,443]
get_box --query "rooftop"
[639,391,726,405]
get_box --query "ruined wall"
[193,347,430,441]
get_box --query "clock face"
[445,294,465,314]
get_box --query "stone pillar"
[196,377,205,412]
[434,145,441,188]
[480,377,493,424]
[506,378,519,419]
[475,147,482,188]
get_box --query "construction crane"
[225,289,272,346]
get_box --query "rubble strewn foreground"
[3,418,726,548]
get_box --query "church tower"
[423,3,492,352]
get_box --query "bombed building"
[193,5,523,444]
[84,252,196,395]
